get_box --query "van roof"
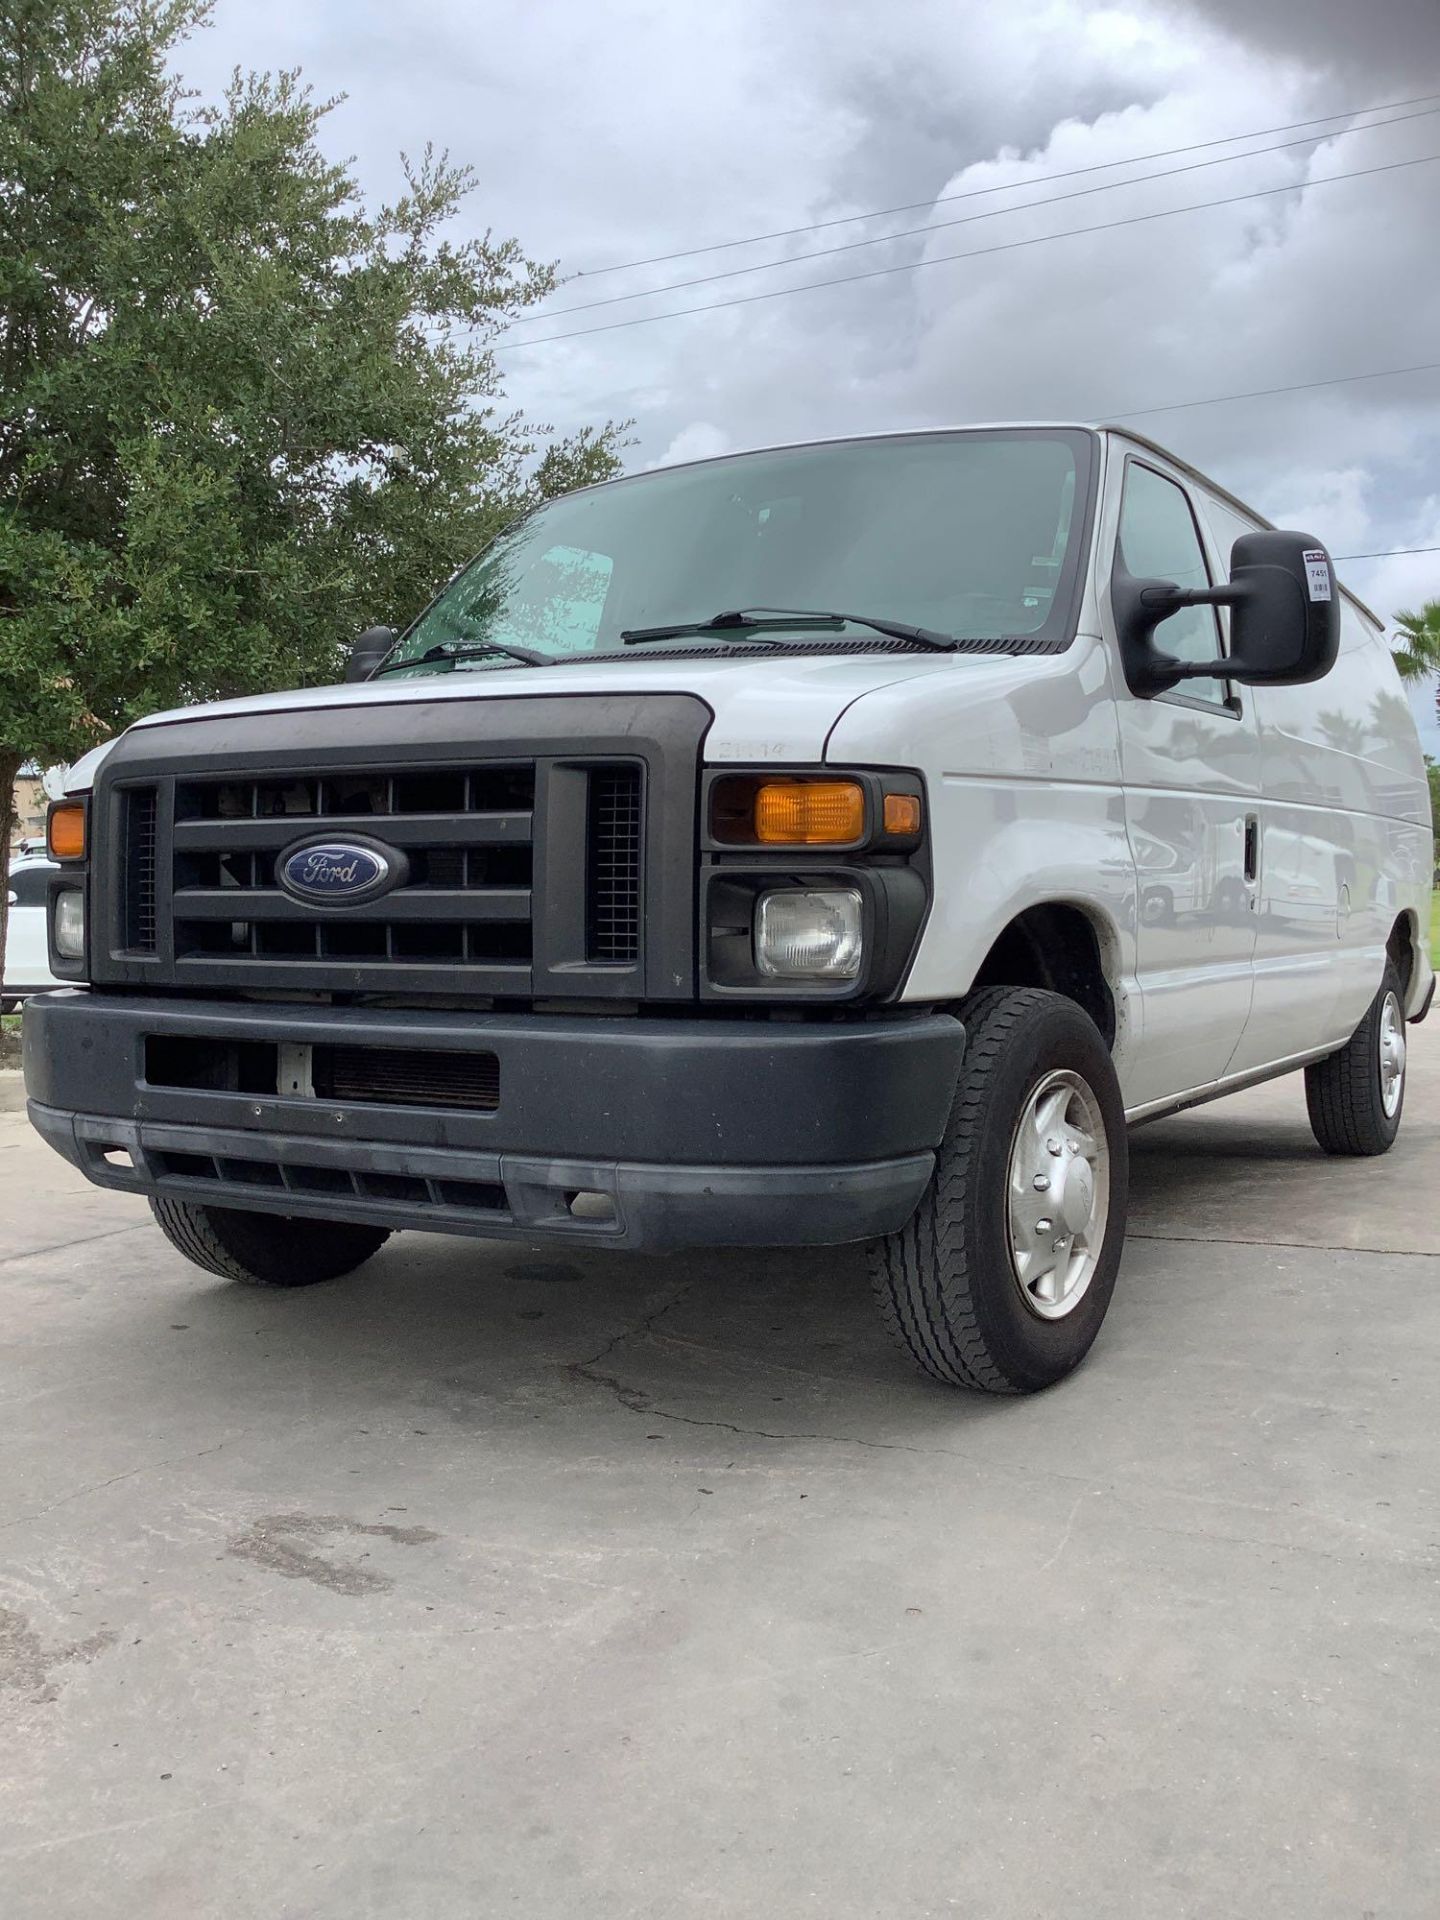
[597,422,1386,632]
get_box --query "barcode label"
[1303,550,1332,602]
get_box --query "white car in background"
[4,856,60,1011]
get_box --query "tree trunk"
[0,748,24,1005]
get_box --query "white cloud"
[647,422,733,469]
[183,0,1440,631]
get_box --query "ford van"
[23,425,1434,1392]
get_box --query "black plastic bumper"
[23,992,964,1251]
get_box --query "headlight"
[754,888,863,979]
[53,888,86,960]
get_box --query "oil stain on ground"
[226,1513,439,1596]
[0,1606,117,1705]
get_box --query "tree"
[1427,757,1440,856]
[1391,599,1440,685]
[0,0,623,968]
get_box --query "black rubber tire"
[149,1198,390,1286]
[1304,959,1406,1156]
[871,987,1128,1394]
[0,997,18,1016]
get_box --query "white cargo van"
[24,425,1434,1392]
[4,855,61,1010]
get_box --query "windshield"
[382,428,1095,675]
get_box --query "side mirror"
[345,625,398,683]
[1116,530,1341,698]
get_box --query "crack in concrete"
[1129,1231,1440,1258]
[0,1222,151,1269]
[563,1297,1440,1567]
[0,1437,241,1533]
[567,1291,995,1459]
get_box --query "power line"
[497,151,1440,350]
[1333,545,1440,560]
[1109,359,1440,419]
[562,90,1440,281]
[519,103,1440,322]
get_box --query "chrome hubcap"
[1379,991,1406,1118]
[1005,1069,1110,1321]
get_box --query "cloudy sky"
[184,0,1440,747]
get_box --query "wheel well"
[968,904,1117,1048]
[1387,913,1415,997]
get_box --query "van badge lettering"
[276,838,406,905]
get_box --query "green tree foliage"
[1391,599,1440,684]
[1427,757,1440,851]
[0,0,623,906]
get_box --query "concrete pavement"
[2,1035,1438,1918]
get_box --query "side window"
[1116,464,1222,673]
[9,866,52,908]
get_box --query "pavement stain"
[225,1512,439,1596]
[0,1606,117,1705]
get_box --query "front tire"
[1304,959,1407,1156]
[871,988,1128,1393]
[149,1199,390,1286]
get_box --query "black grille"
[166,764,536,972]
[122,789,158,952]
[586,766,642,962]
[312,1045,500,1112]
[93,697,713,1002]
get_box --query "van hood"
[68,651,971,790]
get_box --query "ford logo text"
[275,838,407,905]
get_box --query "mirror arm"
[1126,579,1257,690]
[1140,580,1249,616]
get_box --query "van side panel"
[1250,620,1430,1039]
[1196,489,1432,1066]
[825,633,1147,1098]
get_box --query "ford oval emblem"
[275,837,408,906]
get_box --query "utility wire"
[497,151,1440,349]
[563,90,1440,280]
[1333,546,1440,560]
[1109,359,1440,419]
[519,103,1440,321]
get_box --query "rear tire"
[149,1199,390,1286]
[1304,960,1407,1156]
[871,987,1128,1393]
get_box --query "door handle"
[1243,814,1259,882]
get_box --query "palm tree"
[1391,599,1440,684]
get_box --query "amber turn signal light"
[883,793,923,836]
[48,802,86,861]
[753,780,865,846]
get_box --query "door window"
[1116,464,1223,673]
[8,865,52,908]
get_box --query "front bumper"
[23,992,964,1251]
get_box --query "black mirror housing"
[1221,531,1342,686]
[1116,530,1341,697]
[345,625,398,683]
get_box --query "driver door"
[1109,456,1259,1110]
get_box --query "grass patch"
[1432,890,1440,973]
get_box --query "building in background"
[10,763,52,858]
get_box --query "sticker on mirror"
[1303,551,1332,602]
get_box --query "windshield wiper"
[620,606,959,650]
[374,639,550,675]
